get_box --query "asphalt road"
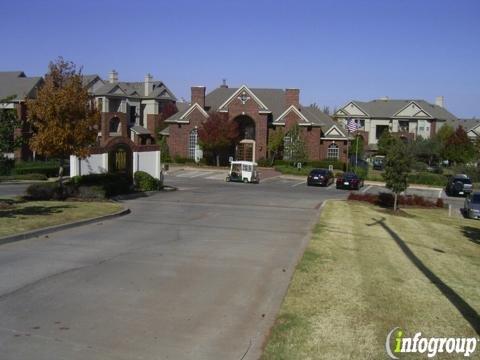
[0,183,30,197]
[0,175,347,360]
[0,171,468,359]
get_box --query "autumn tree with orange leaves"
[28,58,100,193]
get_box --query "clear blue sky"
[1,0,479,117]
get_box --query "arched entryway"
[234,115,256,161]
[108,143,133,175]
[234,115,256,141]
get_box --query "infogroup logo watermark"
[385,327,478,358]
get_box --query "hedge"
[407,172,448,187]
[14,161,70,178]
[70,173,132,197]
[0,158,15,175]
[0,173,48,182]
[348,192,444,208]
[25,182,63,200]
[307,159,346,170]
[134,171,160,191]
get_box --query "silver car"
[464,192,480,219]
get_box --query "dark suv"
[446,174,473,197]
[307,168,334,187]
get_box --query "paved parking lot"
[167,168,466,218]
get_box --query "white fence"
[70,150,161,179]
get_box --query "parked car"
[445,174,473,197]
[372,156,385,170]
[226,161,259,184]
[336,172,364,190]
[464,192,480,219]
[307,168,334,186]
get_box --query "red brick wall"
[100,112,128,146]
[319,139,348,163]
[167,107,206,158]
[430,120,437,138]
[283,110,322,161]
[227,96,269,161]
[146,114,160,140]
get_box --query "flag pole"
[355,133,359,169]
[346,125,350,173]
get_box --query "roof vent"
[220,78,228,88]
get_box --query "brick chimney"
[285,88,300,109]
[191,86,206,107]
[108,70,118,84]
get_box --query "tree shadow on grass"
[367,217,480,335]
[0,205,73,219]
[461,226,480,245]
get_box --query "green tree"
[411,137,441,166]
[377,131,396,155]
[0,96,22,156]
[267,128,284,165]
[435,123,454,160]
[157,136,171,163]
[383,139,412,211]
[284,124,307,165]
[27,57,100,195]
[443,126,475,164]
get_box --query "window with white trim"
[188,128,198,159]
[327,143,339,160]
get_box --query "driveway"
[0,176,346,360]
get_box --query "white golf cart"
[226,161,260,184]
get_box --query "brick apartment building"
[162,84,349,163]
[71,71,176,176]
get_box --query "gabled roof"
[273,105,334,127]
[336,99,458,122]
[217,85,270,112]
[321,124,348,139]
[165,86,338,130]
[91,79,176,101]
[165,102,209,124]
[163,102,192,123]
[0,71,43,101]
[445,118,480,133]
[130,125,152,135]
[82,74,102,87]
[204,87,286,119]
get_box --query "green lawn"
[262,201,480,359]
[0,200,123,237]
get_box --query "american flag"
[347,118,359,133]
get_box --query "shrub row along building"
[0,70,474,175]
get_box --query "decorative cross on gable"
[238,92,250,105]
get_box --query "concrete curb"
[250,199,328,359]
[112,187,177,200]
[0,206,131,246]
[364,180,443,191]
